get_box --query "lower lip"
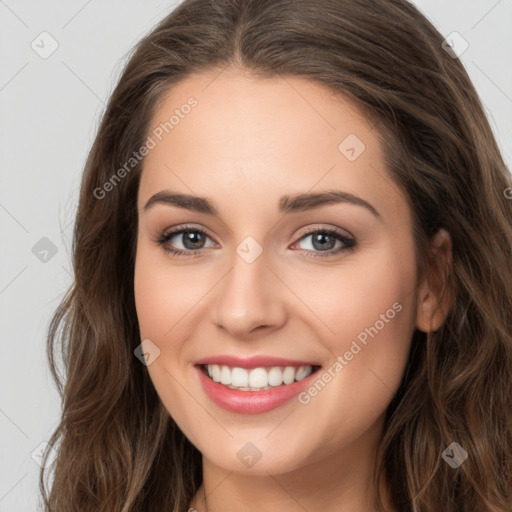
[195,365,320,414]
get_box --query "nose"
[212,249,288,339]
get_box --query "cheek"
[292,243,418,406]
[134,258,170,341]
[281,256,417,455]
[134,245,207,341]
[294,244,417,347]
[133,246,203,434]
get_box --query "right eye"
[156,225,217,256]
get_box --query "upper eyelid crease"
[142,189,382,221]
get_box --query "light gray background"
[1,1,511,510]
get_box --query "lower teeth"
[225,384,276,391]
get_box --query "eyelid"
[294,223,354,240]
[159,223,218,243]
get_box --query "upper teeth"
[206,364,313,390]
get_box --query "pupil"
[313,232,335,251]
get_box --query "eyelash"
[155,224,357,259]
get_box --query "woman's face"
[134,67,420,476]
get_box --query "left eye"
[291,229,356,257]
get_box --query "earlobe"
[415,228,454,333]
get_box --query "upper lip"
[194,355,321,369]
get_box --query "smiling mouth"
[199,363,322,392]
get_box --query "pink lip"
[194,355,320,369]
[194,365,321,414]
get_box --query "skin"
[134,66,453,512]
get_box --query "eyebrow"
[143,190,382,220]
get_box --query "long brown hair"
[39,0,512,510]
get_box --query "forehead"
[138,67,406,223]
[145,66,370,167]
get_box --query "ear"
[415,228,454,333]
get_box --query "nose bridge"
[212,239,287,336]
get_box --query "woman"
[39,0,512,511]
